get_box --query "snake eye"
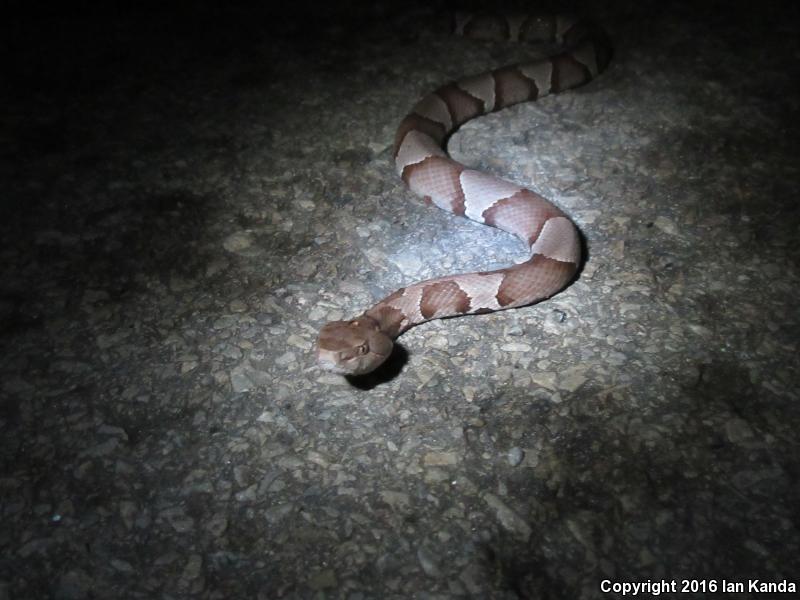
[357,344,368,355]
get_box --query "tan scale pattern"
[419,281,471,319]
[456,73,496,112]
[551,53,591,92]
[481,190,563,245]
[395,130,446,174]
[316,12,612,375]
[434,84,485,128]
[394,114,446,156]
[493,66,538,108]
[571,40,600,77]
[402,156,466,214]
[495,256,576,307]
[530,216,581,264]
[412,94,452,132]
[459,170,523,223]
[518,61,553,96]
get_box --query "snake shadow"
[345,343,409,390]
[572,228,589,282]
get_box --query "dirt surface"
[2,1,798,598]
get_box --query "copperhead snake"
[316,12,611,375]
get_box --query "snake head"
[316,317,393,375]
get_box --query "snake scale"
[317,12,611,375]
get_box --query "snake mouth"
[316,348,366,375]
[318,361,351,375]
[316,347,349,374]
[317,350,390,376]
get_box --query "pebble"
[287,334,311,350]
[229,367,254,393]
[530,371,557,391]
[110,559,134,573]
[653,216,678,235]
[229,299,248,312]
[380,491,411,510]
[160,507,194,533]
[389,251,423,275]
[179,554,205,593]
[17,538,51,558]
[308,569,338,590]
[264,503,293,524]
[726,418,755,444]
[205,513,228,537]
[119,501,137,530]
[426,335,449,349]
[275,351,296,366]
[223,231,254,252]
[55,570,93,600]
[501,342,532,352]
[507,447,524,467]
[483,493,532,542]
[79,438,119,458]
[423,452,458,467]
[417,546,443,578]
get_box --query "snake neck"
[363,289,411,339]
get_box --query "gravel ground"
[2,1,799,598]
